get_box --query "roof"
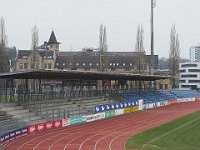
[17,49,54,59]
[0,70,170,81]
[48,31,60,44]
[55,51,158,69]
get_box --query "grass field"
[125,110,200,150]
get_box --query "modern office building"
[179,61,200,89]
[190,46,200,61]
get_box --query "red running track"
[3,101,200,150]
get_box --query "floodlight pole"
[150,0,156,76]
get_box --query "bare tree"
[0,17,9,73]
[99,24,108,72]
[169,25,180,89]
[31,25,39,93]
[134,24,147,74]
[31,24,39,70]
[68,45,73,70]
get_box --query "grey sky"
[0,0,199,59]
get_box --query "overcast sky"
[0,0,200,59]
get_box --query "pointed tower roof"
[48,31,60,44]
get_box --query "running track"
[3,101,200,150]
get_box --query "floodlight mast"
[150,0,156,76]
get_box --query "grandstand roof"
[0,70,170,81]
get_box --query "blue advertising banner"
[123,102,129,108]
[105,104,111,111]
[94,105,100,113]
[0,127,28,146]
[115,103,120,109]
[127,101,132,107]
[119,102,124,109]
[111,103,115,110]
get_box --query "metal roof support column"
[88,80,91,97]
[5,79,8,102]
[61,79,64,98]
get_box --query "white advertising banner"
[138,99,143,111]
[86,112,105,122]
[115,109,124,116]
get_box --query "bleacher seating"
[118,90,200,104]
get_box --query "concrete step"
[8,109,30,115]
[1,105,24,111]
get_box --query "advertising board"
[123,107,131,114]
[115,109,124,116]
[0,127,28,146]
[131,106,139,112]
[105,110,115,118]
[62,118,70,127]
[85,112,105,122]
[28,120,62,134]
[70,116,86,125]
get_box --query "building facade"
[14,31,172,91]
[179,61,200,89]
[190,46,200,61]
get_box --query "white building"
[190,46,200,61]
[179,61,200,89]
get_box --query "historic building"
[14,31,173,91]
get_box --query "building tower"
[47,30,61,55]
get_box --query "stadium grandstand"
[0,70,200,148]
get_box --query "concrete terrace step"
[1,105,24,111]
[0,102,17,108]
[23,96,105,105]
[7,109,30,115]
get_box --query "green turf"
[125,110,200,150]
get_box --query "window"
[165,84,168,89]
[76,63,79,66]
[44,63,47,69]
[188,80,200,83]
[160,84,163,89]
[83,63,85,66]
[84,68,90,71]
[19,63,23,69]
[123,63,125,66]
[56,63,59,66]
[110,63,112,66]
[90,63,92,66]
[124,68,131,71]
[179,80,185,83]
[181,64,197,67]
[24,63,27,69]
[188,69,200,72]
[179,69,186,73]
[130,63,132,66]
[31,63,34,69]
[181,74,197,78]
[63,63,65,66]
[116,63,119,66]
[48,63,52,69]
